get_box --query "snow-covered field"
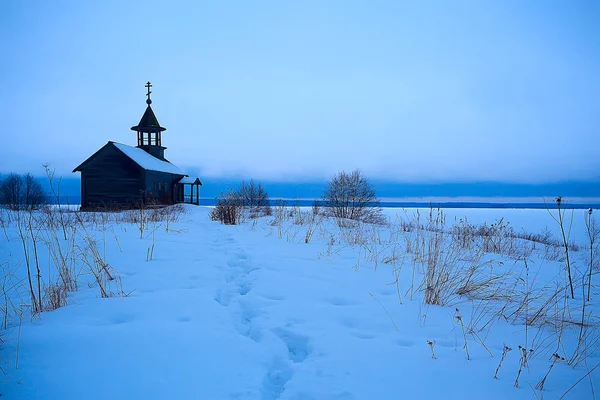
[1,205,598,399]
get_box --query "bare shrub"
[210,190,243,225]
[323,170,383,225]
[211,180,271,225]
[239,179,271,216]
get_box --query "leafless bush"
[211,180,271,225]
[210,190,243,225]
[323,170,384,225]
[239,179,271,216]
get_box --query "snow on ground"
[1,205,598,399]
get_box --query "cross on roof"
[145,81,152,104]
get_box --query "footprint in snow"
[227,253,249,268]
[261,292,285,301]
[235,300,262,342]
[238,281,252,296]
[340,317,361,329]
[272,328,311,363]
[260,357,293,400]
[351,332,375,340]
[109,312,135,325]
[378,287,396,296]
[214,287,234,306]
[324,296,358,307]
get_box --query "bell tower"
[131,81,167,160]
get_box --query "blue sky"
[1,0,599,185]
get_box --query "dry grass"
[258,204,599,397]
[0,203,185,377]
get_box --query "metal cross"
[145,81,152,101]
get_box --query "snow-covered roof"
[179,177,202,185]
[112,142,186,176]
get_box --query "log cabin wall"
[80,145,143,208]
[144,170,183,205]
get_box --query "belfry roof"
[130,105,166,133]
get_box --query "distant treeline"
[0,173,46,210]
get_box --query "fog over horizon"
[2,1,599,184]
